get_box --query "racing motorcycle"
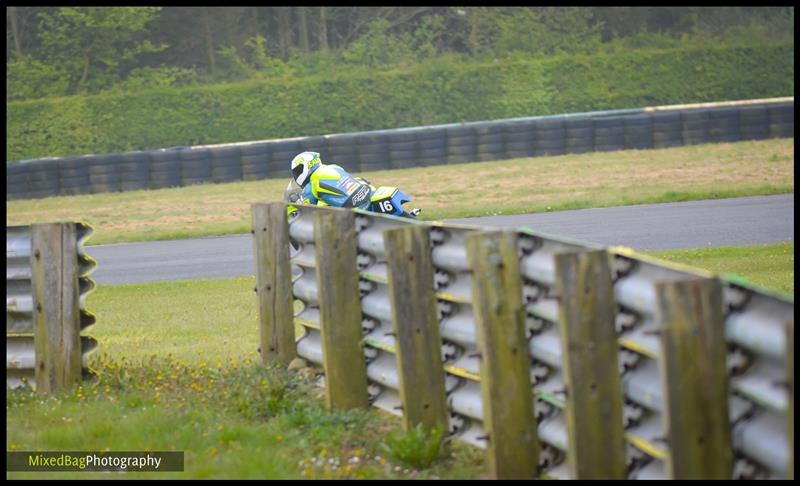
[284,178,421,219]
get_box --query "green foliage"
[215,46,256,82]
[37,7,165,94]
[245,35,271,70]
[245,35,293,78]
[410,15,447,60]
[379,424,447,470]
[341,19,415,68]
[463,7,502,56]
[110,66,199,92]
[204,36,296,84]
[606,30,684,51]
[494,7,603,57]
[6,54,70,101]
[6,42,794,160]
[7,7,794,103]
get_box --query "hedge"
[6,43,793,161]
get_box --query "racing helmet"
[290,151,322,187]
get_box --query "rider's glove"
[410,208,422,217]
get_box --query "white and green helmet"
[290,151,322,187]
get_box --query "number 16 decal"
[379,200,394,213]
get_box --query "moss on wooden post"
[656,278,732,479]
[314,208,369,410]
[384,225,449,433]
[251,202,296,366]
[554,250,626,479]
[31,222,82,393]
[467,230,539,479]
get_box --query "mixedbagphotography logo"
[7,451,184,472]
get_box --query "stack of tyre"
[623,114,654,150]
[58,156,92,196]
[209,145,242,183]
[593,116,627,152]
[707,107,741,143]
[6,162,30,200]
[417,128,447,167]
[357,132,390,172]
[532,118,567,156]
[446,125,477,165]
[564,117,594,154]
[651,112,684,149]
[241,142,273,181]
[385,130,416,171]
[26,160,61,198]
[474,122,505,162]
[766,102,793,138]
[178,147,212,186]
[149,148,182,189]
[118,151,151,192]
[502,120,536,159]
[323,134,358,173]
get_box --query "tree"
[297,7,309,53]
[8,6,22,55]
[37,7,165,94]
[318,7,329,51]
[6,6,53,60]
[276,7,292,58]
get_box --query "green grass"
[645,242,794,296]
[6,357,482,479]
[6,138,794,245]
[6,277,485,479]
[83,277,261,364]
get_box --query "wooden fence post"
[251,202,296,366]
[554,250,627,479]
[656,278,732,479]
[384,225,449,433]
[466,230,539,479]
[31,222,82,393]
[314,208,369,410]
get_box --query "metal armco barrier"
[6,222,97,392]
[252,201,794,480]
[7,97,794,201]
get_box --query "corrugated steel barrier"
[251,201,794,480]
[7,97,794,201]
[6,222,97,392]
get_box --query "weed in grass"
[379,423,447,470]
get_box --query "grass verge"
[6,356,484,479]
[645,242,794,296]
[6,139,793,245]
[6,277,484,479]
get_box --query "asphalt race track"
[89,194,793,285]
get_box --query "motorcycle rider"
[289,151,374,209]
[287,150,421,217]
